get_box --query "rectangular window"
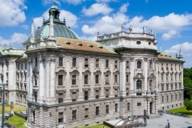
[84,58,89,68]
[72,75,76,85]
[127,103,130,111]
[95,94,99,99]
[161,84,164,91]
[84,74,88,84]
[58,112,63,123]
[105,74,109,85]
[72,58,76,67]
[84,91,89,100]
[114,60,118,69]
[95,74,99,84]
[58,75,63,85]
[115,103,118,112]
[137,102,141,106]
[59,57,63,66]
[106,105,109,114]
[126,61,129,69]
[84,108,89,119]
[58,98,63,103]
[105,59,109,68]
[126,74,129,83]
[114,74,118,84]
[96,58,99,68]
[72,110,77,120]
[35,57,38,67]
[96,106,99,116]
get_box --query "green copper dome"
[34,6,78,40]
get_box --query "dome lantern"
[49,5,60,21]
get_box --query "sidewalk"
[139,113,192,128]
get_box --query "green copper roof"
[34,6,78,40]
[0,48,24,56]
[38,22,78,39]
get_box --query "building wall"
[26,47,184,128]
[157,60,184,111]
[16,59,28,106]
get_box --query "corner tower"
[26,5,79,128]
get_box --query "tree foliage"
[184,68,192,99]
[184,99,192,110]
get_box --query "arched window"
[136,80,142,89]
[137,60,142,69]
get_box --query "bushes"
[184,99,192,110]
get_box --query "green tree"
[184,99,192,110]
[184,68,192,99]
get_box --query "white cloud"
[43,0,84,5]
[82,4,128,35]
[162,30,178,40]
[0,0,26,27]
[0,33,28,48]
[82,3,112,16]
[142,13,192,31]
[33,9,77,28]
[119,3,129,13]
[96,0,116,3]
[165,42,192,67]
[66,0,84,5]
[82,9,192,41]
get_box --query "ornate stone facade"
[0,6,182,128]
[0,48,27,106]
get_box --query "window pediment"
[134,73,144,79]
[70,70,79,75]
[104,70,111,75]
[56,69,66,74]
[113,71,119,74]
[94,70,101,75]
[82,70,91,75]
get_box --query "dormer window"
[136,41,141,45]
[137,60,142,69]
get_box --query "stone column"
[129,58,134,95]
[120,58,126,97]
[39,55,45,103]
[144,58,148,92]
[119,58,126,118]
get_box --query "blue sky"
[0,0,192,67]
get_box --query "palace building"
[0,5,184,128]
